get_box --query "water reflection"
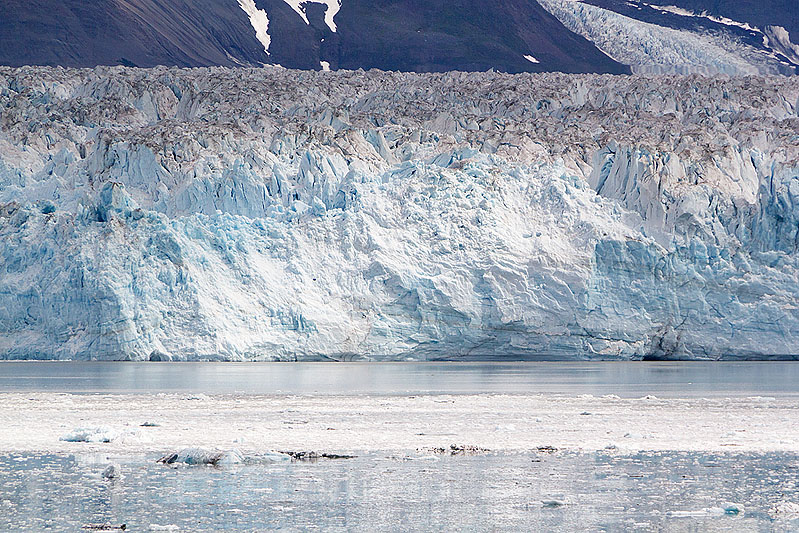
[0,362,799,397]
[1,451,797,531]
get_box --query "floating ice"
[769,502,799,519]
[182,394,210,401]
[541,500,565,508]
[60,427,119,443]
[102,463,121,480]
[157,448,245,466]
[667,503,744,518]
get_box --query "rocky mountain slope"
[2,1,798,75]
[0,0,628,74]
[0,67,797,360]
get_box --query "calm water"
[3,362,799,531]
[1,361,799,398]
[2,451,798,532]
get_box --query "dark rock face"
[306,0,630,73]
[0,0,271,68]
[1,1,795,74]
[0,0,628,73]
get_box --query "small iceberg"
[102,463,122,480]
[157,448,244,466]
[60,427,119,443]
[541,500,565,508]
[769,502,799,519]
[668,503,744,518]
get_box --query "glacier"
[539,0,797,75]
[0,66,797,360]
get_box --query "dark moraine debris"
[279,451,357,462]
[422,444,491,456]
[536,446,559,453]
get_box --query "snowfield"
[0,67,798,360]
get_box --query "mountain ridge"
[0,0,629,73]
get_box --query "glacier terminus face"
[0,67,797,360]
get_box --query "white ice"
[769,502,799,519]
[60,427,120,443]
[102,463,122,479]
[158,447,244,465]
[6,393,797,455]
[648,5,759,32]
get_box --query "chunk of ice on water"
[102,463,122,480]
[668,503,744,518]
[60,427,119,443]
[769,502,799,519]
[158,447,244,465]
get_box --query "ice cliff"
[0,67,797,360]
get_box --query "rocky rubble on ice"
[0,67,797,360]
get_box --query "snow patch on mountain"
[282,0,341,32]
[237,0,271,55]
[540,0,794,74]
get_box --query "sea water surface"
[2,451,798,532]
[1,361,799,397]
[2,361,799,531]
